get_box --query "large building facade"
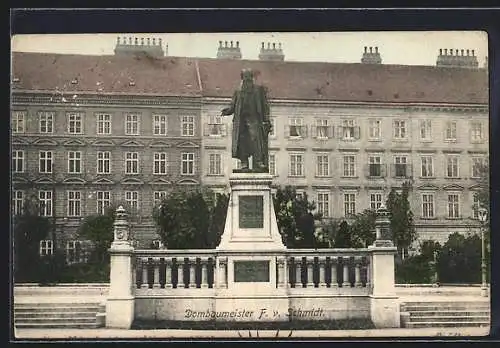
[11,39,488,257]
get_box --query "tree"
[13,195,52,282]
[386,182,417,258]
[349,209,377,248]
[207,193,230,248]
[78,205,116,264]
[472,161,490,250]
[272,186,321,248]
[333,221,351,248]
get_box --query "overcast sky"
[11,31,488,66]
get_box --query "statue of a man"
[221,69,272,172]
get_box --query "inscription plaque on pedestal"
[239,195,264,228]
[234,261,270,282]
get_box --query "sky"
[11,31,488,67]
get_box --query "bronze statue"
[221,69,272,172]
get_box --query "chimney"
[258,41,285,61]
[361,45,382,64]
[114,35,166,57]
[436,48,478,69]
[216,39,242,59]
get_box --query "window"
[12,111,25,133]
[67,191,81,217]
[153,153,168,174]
[208,153,222,175]
[68,151,82,174]
[470,121,484,142]
[39,191,53,217]
[446,156,459,178]
[39,111,54,133]
[207,115,224,136]
[447,194,460,219]
[12,150,24,173]
[289,154,304,176]
[153,191,167,207]
[471,157,486,178]
[370,193,383,211]
[153,114,167,135]
[182,115,195,136]
[369,119,381,139]
[341,119,359,140]
[97,151,111,174]
[96,191,111,215]
[125,113,140,135]
[13,190,24,215]
[420,156,434,177]
[66,241,85,265]
[288,118,304,137]
[422,194,435,218]
[343,155,356,177]
[445,121,457,141]
[269,118,276,137]
[472,194,480,219]
[39,240,53,257]
[96,113,112,135]
[181,152,195,175]
[394,156,408,178]
[317,192,330,218]
[315,119,331,139]
[269,153,277,176]
[125,191,139,211]
[344,193,356,217]
[316,154,329,177]
[420,120,432,141]
[368,156,382,177]
[39,151,53,173]
[67,112,83,134]
[125,152,139,174]
[393,120,407,139]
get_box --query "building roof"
[12,52,488,105]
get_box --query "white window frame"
[13,190,24,215]
[12,150,24,173]
[368,119,382,140]
[288,118,305,138]
[96,113,112,135]
[181,152,195,175]
[66,240,85,265]
[289,153,304,177]
[316,154,330,177]
[470,121,484,142]
[97,151,111,174]
[447,193,460,219]
[421,193,435,218]
[420,156,434,177]
[394,156,408,178]
[39,190,53,217]
[269,118,277,138]
[343,155,356,177]
[96,191,111,215]
[153,191,167,207]
[67,112,83,134]
[153,152,168,175]
[343,192,357,217]
[125,152,139,175]
[370,192,383,211]
[125,113,140,135]
[316,191,330,218]
[471,157,486,178]
[125,191,139,211]
[67,190,82,217]
[12,111,25,133]
[153,114,167,136]
[393,120,407,139]
[68,151,82,174]
[181,115,195,137]
[341,119,358,140]
[269,153,277,176]
[445,121,457,141]
[446,155,459,178]
[419,119,432,141]
[39,151,53,173]
[39,240,53,257]
[315,118,331,139]
[38,111,54,134]
[208,153,223,176]
[472,193,480,220]
[368,155,383,177]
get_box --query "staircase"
[400,301,490,328]
[14,302,105,329]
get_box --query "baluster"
[141,257,149,289]
[288,258,294,287]
[189,258,197,288]
[319,257,327,288]
[201,257,208,288]
[153,258,161,289]
[277,257,286,288]
[330,257,338,287]
[342,256,350,288]
[306,257,315,288]
[294,257,302,288]
[164,257,172,289]
[366,257,371,290]
[354,256,362,287]
[218,257,227,289]
[177,258,185,289]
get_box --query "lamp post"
[478,208,488,297]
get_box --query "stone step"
[408,310,490,317]
[15,317,97,324]
[401,301,489,307]
[15,311,98,319]
[15,306,100,312]
[402,305,489,312]
[409,315,489,323]
[15,302,101,308]
[15,322,99,329]
[406,321,490,328]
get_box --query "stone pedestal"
[215,172,288,321]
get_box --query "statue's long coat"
[224,85,270,163]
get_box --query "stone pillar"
[342,258,350,288]
[106,206,135,329]
[306,257,315,288]
[294,257,302,288]
[354,256,363,288]
[369,204,400,328]
[177,258,185,289]
[330,257,338,288]
[164,258,172,289]
[319,257,327,288]
[189,258,197,288]
[153,258,161,289]
[201,258,209,288]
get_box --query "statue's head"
[240,69,255,87]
